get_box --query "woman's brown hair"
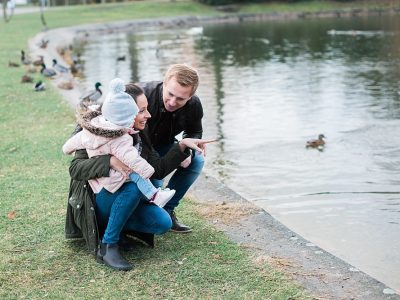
[125,83,144,102]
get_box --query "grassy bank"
[1,0,398,298]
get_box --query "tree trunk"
[2,0,15,23]
[40,0,48,30]
[2,1,8,22]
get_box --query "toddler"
[63,78,175,207]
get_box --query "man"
[139,64,204,233]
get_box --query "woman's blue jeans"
[95,182,172,244]
[152,143,205,213]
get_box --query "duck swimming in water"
[306,134,326,149]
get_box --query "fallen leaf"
[7,211,16,219]
[176,258,187,265]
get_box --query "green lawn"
[1,0,398,298]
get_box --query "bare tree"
[40,0,48,30]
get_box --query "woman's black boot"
[96,243,133,271]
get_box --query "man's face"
[162,77,192,112]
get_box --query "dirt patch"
[194,199,262,225]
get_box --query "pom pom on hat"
[101,78,138,128]
[109,78,126,94]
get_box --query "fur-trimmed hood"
[63,108,156,194]
[74,110,133,151]
[79,110,127,139]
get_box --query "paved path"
[0,5,63,17]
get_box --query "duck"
[80,82,102,103]
[306,134,326,149]
[8,61,20,67]
[40,63,57,77]
[57,80,74,90]
[70,52,82,65]
[52,59,69,74]
[34,81,46,91]
[32,55,44,66]
[21,74,34,83]
[20,50,31,65]
[69,53,83,72]
[39,39,49,49]
[70,62,83,77]
[57,46,66,56]
[117,55,126,61]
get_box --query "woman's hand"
[110,156,132,179]
[178,138,218,156]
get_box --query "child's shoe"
[151,189,175,208]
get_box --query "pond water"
[80,15,400,291]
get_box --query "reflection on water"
[80,15,400,291]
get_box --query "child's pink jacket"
[63,111,154,193]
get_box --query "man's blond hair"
[164,64,199,96]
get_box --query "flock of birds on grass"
[8,38,103,105]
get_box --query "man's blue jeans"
[95,182,172,244]
[152,143,205,213]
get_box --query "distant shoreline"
[46,6,400,35]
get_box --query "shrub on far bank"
[197,0,356,6]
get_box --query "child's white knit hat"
[101,78,138,128]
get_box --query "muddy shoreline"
[30,8,400,299]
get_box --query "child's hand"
[110,156,132,179]
[126,128,139,135]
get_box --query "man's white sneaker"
[151,189,175,208]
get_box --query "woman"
[65,83,210,271]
